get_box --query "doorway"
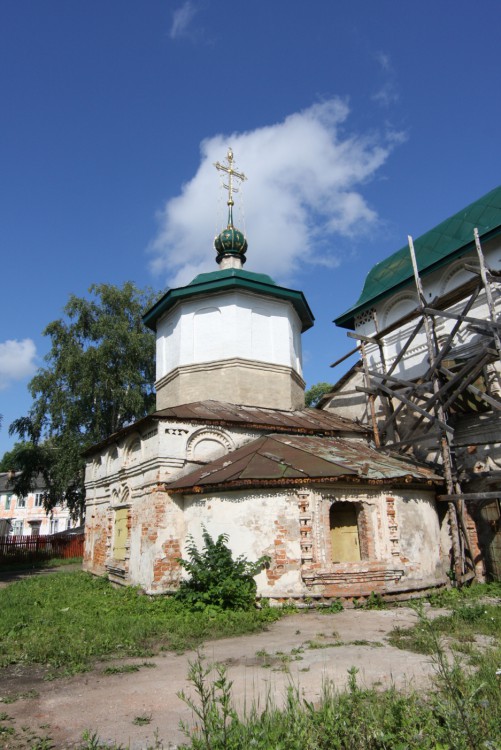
[330,502,361,563]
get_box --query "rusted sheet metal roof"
[167,434,441,493]
[153,400,368,434]
[82,401,368,457]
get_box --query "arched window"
[329,502,361,562]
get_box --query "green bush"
[174,529,269,611]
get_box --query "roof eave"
[167,474,442,495]
[335,221,501,330]
[143,277,314,332]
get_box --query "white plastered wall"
[155,290,303,382]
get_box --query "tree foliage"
[9,282,157,515]
[0,442,33,472]
[305,381,333,408]
[175,529,270,611]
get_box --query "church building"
[83,151,448,602]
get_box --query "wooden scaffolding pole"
[407,235,468,580]
[334,226,501,584]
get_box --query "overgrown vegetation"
[389,582,501,655]
[0,571,280,676]
[176,586,501,750]
[1,579,500,749]
[175,641,501,750]
[174,529,269,611]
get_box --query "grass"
[388,582,501,655]
[0,689,39,704]
[0,556,83,573]
[2,574,500,749]
[102,661,156,675]
[0,711,53,750]
[0,571,282,676]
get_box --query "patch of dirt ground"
[0,606,443,750]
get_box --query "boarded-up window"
[330,502,361,562]
[113,508,128,561]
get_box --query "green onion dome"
[214,217,248,265]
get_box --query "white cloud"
[0,339,37,389]
[372,52,399,107]
[150,98,402,287]
[170,1,197,39]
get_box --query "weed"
[388,624,435,654]
[104,661,157,675]
[321,599,343,613]
[103,664,141,675]
[364,591,388,609]
[175,632,501,750]
[305,639,340,649]
[178,652,237,749]
[1,689,39,703]
[353,591,387,610]
[132,714,152,726]
[80,729,121,749]
[427,581,501,609]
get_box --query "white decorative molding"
[381,293,418,330]
[354,307,376,329]
[186,427,234,462]
[438,257,476,297]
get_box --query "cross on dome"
[213,148,248,267]
[214,147,247,216]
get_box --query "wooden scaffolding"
[332,229,501,583]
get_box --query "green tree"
[0,442,32,472]
[305,381,333,407]
[9,282,157,515]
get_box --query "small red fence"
[0,534,84,565]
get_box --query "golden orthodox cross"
[214,148,247,207]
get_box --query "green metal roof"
[335,185,501,329]
[143,268,314,332]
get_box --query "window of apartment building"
[2,494,12,510]
[30,521,42,536]
[16,496,26,508]
[34,493,44,507]
[50,519,59,534]
[12,520,23,535]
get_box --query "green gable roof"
[143,268,314,332]
[335,184,501,330]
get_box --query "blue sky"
[1,0,501,456]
